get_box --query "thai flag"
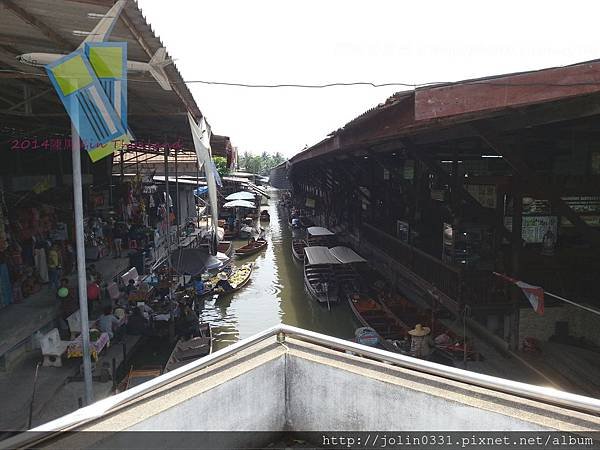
[493,272,544,315]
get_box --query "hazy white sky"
[137,0,600,158]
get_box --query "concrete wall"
[127,356,286,431]
[520,304,600,347]
[286,355,549,431]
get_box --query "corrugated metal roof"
[290,59,600,166]
[0,0,202,147]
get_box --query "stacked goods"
[228,263,252,288]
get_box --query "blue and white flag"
[45,50,127,161]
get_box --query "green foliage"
[238,151,286,175]
[212,156,229,178]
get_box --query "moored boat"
[306,226,336,247]
[215,262,255,299]
[164,322,213,372]
[347,293,408,353]
[303,246,340,306]
[235,238,267,257]
[291,239,307,262]
[217,240,233,257]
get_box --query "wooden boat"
[303,246,340,306]
[306,226,336,247]
[217,240,233,257]
[291,239,307,262]
[215,262,254,298]
[347,293,408,352]
[235,238,267,257]
[164,322,212,372]
[116,366,162,393]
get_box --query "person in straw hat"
[408,324,435,359]
[216,272,233,292]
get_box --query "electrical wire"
[5,67,600,89]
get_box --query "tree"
[212,156,229,178]
[237,151,287,175]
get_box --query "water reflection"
[201,189,359,351]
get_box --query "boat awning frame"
[304,246,341,265]
[306,227,335,237]
[329,246,367,264]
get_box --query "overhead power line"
[4,68,600,89]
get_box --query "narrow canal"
[201,189,359,351]
[128,188,359,370]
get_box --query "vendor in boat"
[408,324,435,359]
[176,305,199,339]
[216,272,234,292]
[193,276,205,296]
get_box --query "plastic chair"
[40,328,71,367]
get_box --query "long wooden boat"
[306,226,336,247]
[303,246,340,305]
[304,265,338,304]
[234,238,267,257]
[210,262,254,300]
[347,294,408,352]
[164,322,213,372]
[217,240,233,257]
[291,239,307,262]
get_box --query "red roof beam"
[415,61,600,121]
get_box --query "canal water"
[128,189,360,371]
[201,189,359,351]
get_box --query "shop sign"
[143,184,158,194]
[506,197,551,215]
[504,216,557,243]
[560,195,600,213]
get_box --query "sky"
[136,0,600,158]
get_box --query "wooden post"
[510,184,522,351]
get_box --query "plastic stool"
[128,239,138,250]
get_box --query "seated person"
[98,306,123,340]
[216,272,233,292]
[126,307,149,336]
[175,305,199,339]
[193,276,205,296]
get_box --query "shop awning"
[170,249,223,276]
[223,200,256,208]
[307,227,335,237]
[329,246,367,264]
[304,246,341,265]
[226,191,255,201]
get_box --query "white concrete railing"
[6,324,600,448]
